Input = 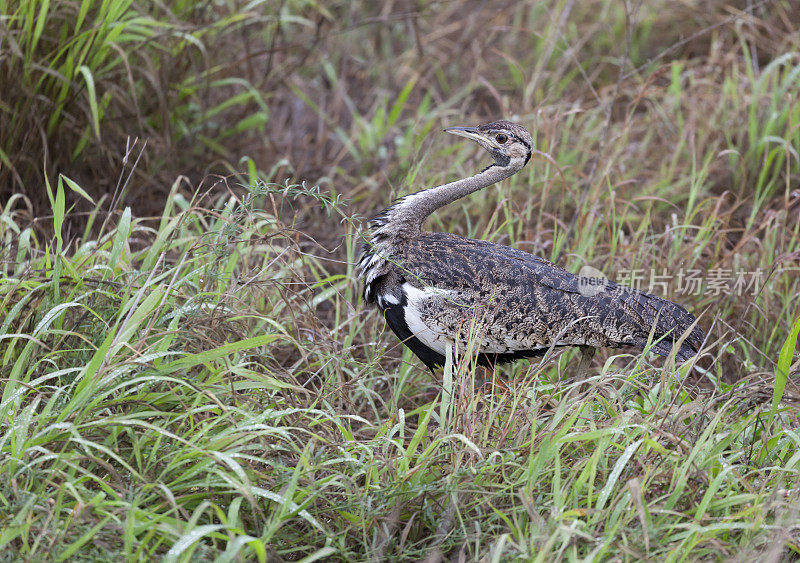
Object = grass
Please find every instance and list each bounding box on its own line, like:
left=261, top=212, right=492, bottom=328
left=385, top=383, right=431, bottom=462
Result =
left=0, top=0, right=279, bottom=215
left=1, top=0, right=800, bottom=561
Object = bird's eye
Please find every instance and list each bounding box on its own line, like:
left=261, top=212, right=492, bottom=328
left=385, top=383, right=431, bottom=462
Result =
left=495, top=133, right=508, bottom=144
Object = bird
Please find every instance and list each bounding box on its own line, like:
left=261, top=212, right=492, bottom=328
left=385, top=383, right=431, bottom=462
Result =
left=356, top=120, right=705, bottom=372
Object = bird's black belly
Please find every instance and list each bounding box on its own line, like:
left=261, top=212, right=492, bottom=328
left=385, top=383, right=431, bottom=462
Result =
left=381, top=296, right=446, bottom=372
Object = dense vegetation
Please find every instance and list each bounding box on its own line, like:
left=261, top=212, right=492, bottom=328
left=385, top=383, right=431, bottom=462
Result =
left=1, top=0, right=799, bottom=560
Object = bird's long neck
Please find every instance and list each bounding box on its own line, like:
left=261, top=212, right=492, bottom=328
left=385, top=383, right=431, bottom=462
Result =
left=375, top=163, right=517, bottom=238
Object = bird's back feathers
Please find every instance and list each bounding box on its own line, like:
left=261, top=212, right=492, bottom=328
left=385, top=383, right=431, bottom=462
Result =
left=370, top=232, right=703, bottom=367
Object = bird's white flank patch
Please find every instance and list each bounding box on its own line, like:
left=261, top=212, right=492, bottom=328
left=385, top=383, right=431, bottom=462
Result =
left=401, top=283, right=452, bottom=354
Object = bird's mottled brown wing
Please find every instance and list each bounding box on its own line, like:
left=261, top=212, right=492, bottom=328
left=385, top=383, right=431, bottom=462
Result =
left=396, top=232, right=704, bottom=361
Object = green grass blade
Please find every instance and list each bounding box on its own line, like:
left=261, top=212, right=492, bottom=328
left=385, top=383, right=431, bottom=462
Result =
left=771, top=315, right=800, bottom=422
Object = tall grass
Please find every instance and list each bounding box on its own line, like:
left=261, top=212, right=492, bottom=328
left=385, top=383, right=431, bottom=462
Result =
left=1, top=173, right=799, bottom=559
left=0, top=0, right=307, bottom=216
left=1, top=0, right=799, bottom=560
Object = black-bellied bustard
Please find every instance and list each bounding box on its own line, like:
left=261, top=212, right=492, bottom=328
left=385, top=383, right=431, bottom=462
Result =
left=357, top=120, right=704, bottom=371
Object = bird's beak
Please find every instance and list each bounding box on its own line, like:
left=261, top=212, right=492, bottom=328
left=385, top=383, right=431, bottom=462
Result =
left=444, top=126, right=494, bottom=150
left=443, top=126, right=483, bottom=142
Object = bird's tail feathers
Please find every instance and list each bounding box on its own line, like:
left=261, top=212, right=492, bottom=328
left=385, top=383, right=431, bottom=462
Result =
left=620, top=287, right=705, bottom=362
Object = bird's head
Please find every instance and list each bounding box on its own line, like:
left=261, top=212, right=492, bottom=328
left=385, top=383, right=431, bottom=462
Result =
left=444, top=120, right=533, bottom=170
